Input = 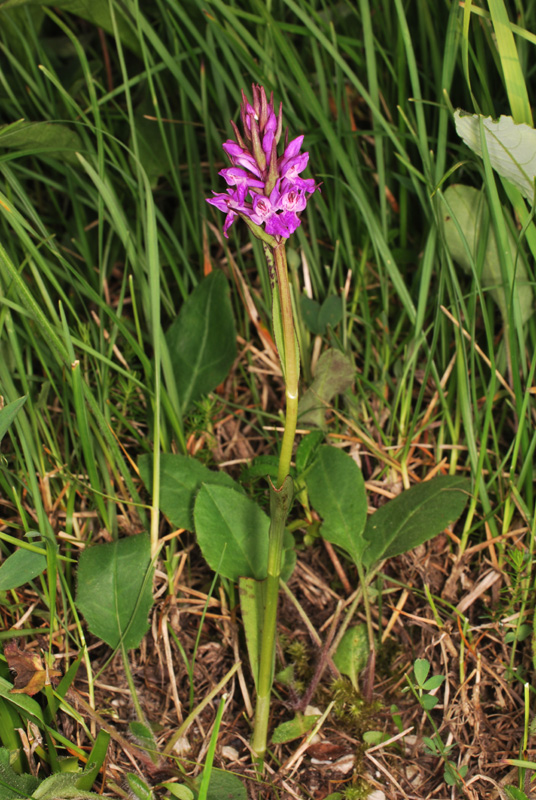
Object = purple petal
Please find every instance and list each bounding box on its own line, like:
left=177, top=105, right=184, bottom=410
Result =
left=283, top=135, right=304, bottom=159
left=206, top=191, right=234, bottom=212
left=252, top=193, right=274, bottom=221
left=280, top=151, right=309, bottom=182
left=222, top=140, right=244, bottom=158
left=262, top=129, right=275, bottom=159
left=280, top=188, right=307, bottom=213
left=219, top=166, right=249, bottom=184
left=223, top=211, right=237, bottom=237
left=265, top=210, right=301, bottom=238
left=265, top=110, right=277, bottom=133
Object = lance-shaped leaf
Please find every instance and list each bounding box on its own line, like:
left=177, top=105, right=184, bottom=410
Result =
left=166, top=271, right=237, bottom=414
left=305, top=445, right=368, bottom=565
left=194, top=485, right=269, bottom=581
left=76, top=534, right=154, bottom=650
left=138, top=452, right=242, bottom=531
left=363, top=476, right=471, bottom=568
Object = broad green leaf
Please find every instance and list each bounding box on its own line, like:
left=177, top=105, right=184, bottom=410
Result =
left=421, top=694, right=439, bottom=710
left=300, top=295, right=323, bottom=335
left=305, top=445, right=368, bottom=565
left=300, top=295, right=343, bottom=336
left=271, top=714, right=320, bottom=744
left=195, top=769, right=246, bottom=800
left=413, top=658, right=431, bottom=687
left=363, top=476, right=471, bottom=568
left=129, top=721, right=158, bottom=764
left=0, top=122, right=83, bottom=166
left=166, top=271, right=237, bottom=414
left=423, top=675, right=446, bottom=692
left=138, top=453, right=241, bottom=531
left=0, top=548, right=46, bottom=590
left=332, top=624, right=369, bottom=691
left=240, top=455, right=280, bottom=483
left=299, top=349, right=354, bottom=428
left=318, top=295, right=343, bottom=332
left=32, top=771, right=102, bottom=799
left=0, top=677, right=44, bottom=726
left=0, top=0, right=140, bottom=55
left=442, top=184, right=532, bottom=324
left=505, top=786, right=530, bottom=800
left=454, top=110, right=536, bottom=202
left=0, top=746, right=39, bottom=799
left=162, top=785, right=194, bottom=800
left=194, top=485, right=269, bottom=581
left=125, top=774, right=153, bottom=800
left=75, top=534, right=154, bottom=650
left=295, top=430, right=324, bottom=474
left=0, top=396, right=26, bottom=444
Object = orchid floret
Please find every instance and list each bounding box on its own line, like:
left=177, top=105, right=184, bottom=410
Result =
left=206, top=85, right=317, bottom=241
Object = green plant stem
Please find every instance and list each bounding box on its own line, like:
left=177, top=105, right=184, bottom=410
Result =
left=251, top=475, right=293, bottom=764
left=273, top=243, right=299, bottom=487
left=251, top=241, right=299, bottom=765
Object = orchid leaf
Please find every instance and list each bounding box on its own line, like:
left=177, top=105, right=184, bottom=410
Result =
left=363, top=476, right=471, bottom=568
left=305, top=445, right=368, bottom=565
left=75, top=534, right=154, bottom=650
left=166, top=271, right=237, bottom=414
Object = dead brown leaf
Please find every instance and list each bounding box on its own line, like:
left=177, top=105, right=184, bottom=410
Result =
left=4, top=641, right=61, bottom=696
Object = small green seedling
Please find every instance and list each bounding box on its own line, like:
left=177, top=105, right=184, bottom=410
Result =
left=407, top=659, right=468, bottom=789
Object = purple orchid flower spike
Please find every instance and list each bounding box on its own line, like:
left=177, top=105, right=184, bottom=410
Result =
left=206, top=85, right=318, bottom=240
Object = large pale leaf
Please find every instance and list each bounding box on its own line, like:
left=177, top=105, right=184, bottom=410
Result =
left=166, top=271, right=237, bottom=414
left=441, top=184, right=532, bottom=324
left=0, top=122, right=83, bottom=165
left=299, top=349, right=354, bottom=428
left=0, top=396, right=26, bottom=444
left=363, top=476, right=471, bottom=568
left=305, top=445, right=368, bottom=565
left=454, top=110, right=536, bottom=202
left=76, top=534, right=154, bottom=650
left=138, top=453, right=241, bottom=531
left=194, top=485, right=269, bottom=581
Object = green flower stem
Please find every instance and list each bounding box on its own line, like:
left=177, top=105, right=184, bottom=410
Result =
left=272, top=242, right=299, bottom=486
left=252, top=241, right=300, bottom=764
left=251, top=475, right=293, bottom=764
